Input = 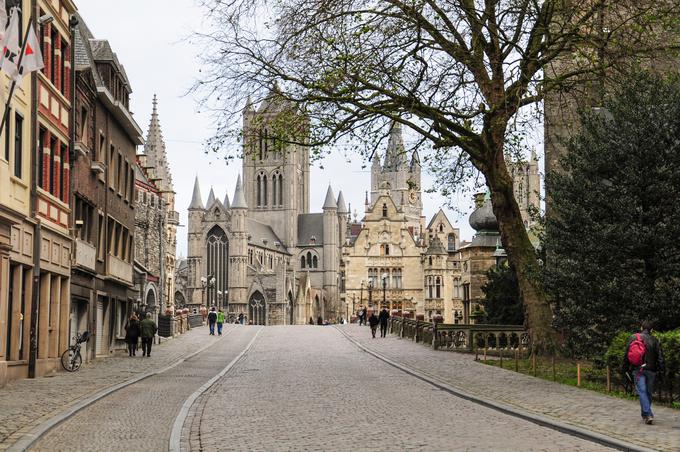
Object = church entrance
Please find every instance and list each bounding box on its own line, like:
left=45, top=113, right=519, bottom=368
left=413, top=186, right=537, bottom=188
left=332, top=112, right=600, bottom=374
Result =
left=249, top=291, right=266, bottom=325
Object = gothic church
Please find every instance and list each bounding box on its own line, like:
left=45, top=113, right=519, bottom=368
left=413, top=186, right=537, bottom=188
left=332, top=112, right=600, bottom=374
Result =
left=182, top=93, right=346, bottom=325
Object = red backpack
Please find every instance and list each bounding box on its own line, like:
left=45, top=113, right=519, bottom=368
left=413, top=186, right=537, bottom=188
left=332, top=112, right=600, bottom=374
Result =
left=627, top=333, right=647, bottom=367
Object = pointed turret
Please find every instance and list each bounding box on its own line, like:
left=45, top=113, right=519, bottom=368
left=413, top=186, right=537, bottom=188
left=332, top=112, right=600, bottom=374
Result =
left=223, top=191, right=231, bottom=209
left=232, top=174, right=248, bottom=209
left=144, top=95, right=173, bottom=191
left=384, top=121, right=407, bottom=170
left=245, top=95, right=255, bottom=113
left=206, top=187, right=216, bottom=207
left=188, top=176, right=204, bottom=210
left=336, top=191, right=348, bottom=214
left=410, top=149, right=421, bottom=169
left=323, top=185, right=337, bottom=210
left=371, top=150, right=381, bottom=169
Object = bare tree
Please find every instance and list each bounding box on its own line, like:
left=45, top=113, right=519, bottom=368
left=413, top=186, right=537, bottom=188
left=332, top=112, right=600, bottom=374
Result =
left=192, top=0, right=680, bottom=350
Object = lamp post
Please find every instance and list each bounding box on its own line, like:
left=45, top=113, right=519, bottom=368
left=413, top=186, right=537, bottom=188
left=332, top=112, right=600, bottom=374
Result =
left=352, top=294, right=356, bottom=322
left=368, top=280, right=374, bottom=311
left=359, top=280, right=365, bottom=312
left=381, top=272, right=388, bottom=311
left=200, top=275, right=215, bottom=308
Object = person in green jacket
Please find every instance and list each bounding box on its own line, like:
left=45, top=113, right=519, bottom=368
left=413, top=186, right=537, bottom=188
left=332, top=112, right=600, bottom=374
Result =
left=217, top=308, right=225, bottom=336
left=139, top=312, right=157, bottom=357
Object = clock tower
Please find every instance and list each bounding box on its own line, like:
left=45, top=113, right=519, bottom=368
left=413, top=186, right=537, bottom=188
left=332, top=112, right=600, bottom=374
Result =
left=370, top=122, right=423, bottom=235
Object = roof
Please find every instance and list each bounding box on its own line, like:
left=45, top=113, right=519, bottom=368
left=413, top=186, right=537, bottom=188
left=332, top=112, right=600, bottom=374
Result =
left=247, top=218, right=288, bottom=253
left=232, top=174, right=248, bottom=209
left=298, top=213, right=324, bottom=245
left=189, top=176, right=204, bottom=209
left=323, top=185, right=337, bottom=209
left=426, top=236, right=448, bottom=255
left=206, top=187, right=216, bottom=207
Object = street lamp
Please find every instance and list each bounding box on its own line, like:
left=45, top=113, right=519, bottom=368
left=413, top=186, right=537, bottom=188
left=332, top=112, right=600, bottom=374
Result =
left=381, top=272, right=388, bottom=311
left=359, top=280, right=365, bottom=311
left=368, top=279, right=374, bottom=311
left=200, top=275, right=215, bottom=307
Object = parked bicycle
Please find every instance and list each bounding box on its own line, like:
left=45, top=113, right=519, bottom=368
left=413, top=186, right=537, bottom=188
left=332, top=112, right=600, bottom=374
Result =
left=60, top=331, right=90, bottom=372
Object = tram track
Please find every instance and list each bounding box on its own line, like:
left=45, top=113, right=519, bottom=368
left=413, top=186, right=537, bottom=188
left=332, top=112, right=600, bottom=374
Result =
left=334, top=326, right=653, bottom=452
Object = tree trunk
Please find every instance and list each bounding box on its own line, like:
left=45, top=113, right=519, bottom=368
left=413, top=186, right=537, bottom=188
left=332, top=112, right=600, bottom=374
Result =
left=484, top=139, right=558, bottom=353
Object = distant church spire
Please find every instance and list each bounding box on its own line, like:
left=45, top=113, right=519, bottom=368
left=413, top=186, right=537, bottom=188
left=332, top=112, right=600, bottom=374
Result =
left=223, top=191, right=231, bottom=209
left=323, top=185, right=337, bottom=210
left=206, top=187, right=216, bottom=207
left=189, top=175, right=203, bottom=210
left=232, top=174, right=248, bottom=209
left=144, top=95, right=173, bottom=191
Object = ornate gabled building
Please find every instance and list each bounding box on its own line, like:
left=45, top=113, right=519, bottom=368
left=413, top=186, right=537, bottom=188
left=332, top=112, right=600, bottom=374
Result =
left=178, top=90, right=344, bottom=325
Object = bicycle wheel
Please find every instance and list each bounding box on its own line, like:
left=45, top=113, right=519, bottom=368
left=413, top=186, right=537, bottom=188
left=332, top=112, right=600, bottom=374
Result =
left=60, top=348, right=81, bottom=372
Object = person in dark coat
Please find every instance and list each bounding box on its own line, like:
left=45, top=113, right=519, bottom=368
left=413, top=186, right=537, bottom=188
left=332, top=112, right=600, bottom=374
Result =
left=368, top=313, right=379, bottom=338
left=622, top=320, right=665, bottom=424
left=317, top=316, right=323, bottom=325
left=378, top=308, right=390, bottom=338
left=139, top=313, right=157, bottom=357
left=207, top=307, right=218, bottom=335
left=361, top=307, right=368, bottom=326
left=124, top=315, right=140, bottom=357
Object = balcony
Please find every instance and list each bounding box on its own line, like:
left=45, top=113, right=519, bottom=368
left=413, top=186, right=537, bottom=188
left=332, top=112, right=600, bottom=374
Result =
left=74, top=239, right=96, bottom=271
left=167, top=210, right=180, bottom=226
left=107, top=254, right=133, bottom=284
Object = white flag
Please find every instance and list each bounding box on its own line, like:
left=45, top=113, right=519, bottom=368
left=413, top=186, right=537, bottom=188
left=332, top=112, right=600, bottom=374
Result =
left=0, top=8, right=20, bottom=80
left=17, top=23, right=43, bottom=83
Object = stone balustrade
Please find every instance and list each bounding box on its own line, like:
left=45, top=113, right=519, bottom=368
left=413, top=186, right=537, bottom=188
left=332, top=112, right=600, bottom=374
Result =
left=389, top=317, right=530, bottom=353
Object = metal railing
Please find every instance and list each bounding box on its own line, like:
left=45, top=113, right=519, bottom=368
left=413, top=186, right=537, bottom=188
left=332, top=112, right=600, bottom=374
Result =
left=389, top=317, right=530, bottom=353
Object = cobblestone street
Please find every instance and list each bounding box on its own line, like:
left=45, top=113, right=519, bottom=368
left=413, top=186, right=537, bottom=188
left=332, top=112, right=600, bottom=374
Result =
left=184, top=326, right=613, bottom=452
left=0, top=324, right=674, bottom=451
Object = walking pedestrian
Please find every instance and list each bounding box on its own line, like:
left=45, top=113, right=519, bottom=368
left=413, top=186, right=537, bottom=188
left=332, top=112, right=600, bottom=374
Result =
left=208, top=307, right=218, bottom=335
left=368, top=312, right=379, bottom=338
left=378, top=307, right=390, bottom=338
left=622, top=320, right=665, bottom=425
left=238, top=313, right=244, bottom=325
left=124, top=314, right=140, bottom=357
left=217, top=308, right=225, bottom=336
left=361, top=307, right=368, bottom=326
left=358, top=307, right=364, bottom=326
left=140, top=313, right=157, bottom=357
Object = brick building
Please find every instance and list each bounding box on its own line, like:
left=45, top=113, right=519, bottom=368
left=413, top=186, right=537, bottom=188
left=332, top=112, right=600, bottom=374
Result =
left=71, top=15, right=143, bottom=358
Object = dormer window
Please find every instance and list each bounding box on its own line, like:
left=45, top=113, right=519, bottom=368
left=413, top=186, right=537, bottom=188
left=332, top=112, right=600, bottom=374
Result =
left=382, top=203, right=388, bottom=217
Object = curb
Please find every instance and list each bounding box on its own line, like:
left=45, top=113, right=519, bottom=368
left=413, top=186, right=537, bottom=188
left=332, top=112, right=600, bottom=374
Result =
left=8, top=327, right=234, bottom=452
left=335, top=326, right=656, bottom=452
left=169, top=327, right=262, bottom=452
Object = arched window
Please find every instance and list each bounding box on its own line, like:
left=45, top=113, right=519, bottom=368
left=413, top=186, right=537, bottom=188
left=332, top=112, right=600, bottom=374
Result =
left=448, top=233, right=456, bottom=251
left=264, top=128, right=269, bottom=158
left=312, top=255, right=318, bottom=268
left=428, top=256, right=433, bottom=266
left=301, top=256, right=306, bottom=269
left=439, top=224, right=444, bottom=232
left=262, top=174, right=268, bottom=207
left=256, top=174, right=262, bottom=207
left=206, top=226, right=229, bottom=308
left=306, top=252, right=312, bottom=268
left=278, top=174, right=283, bottom=206
left=272, top=173, right=278, bottom=209
left=258, top=131, right=264, bottom=160
left=427, top=276, right=433, bottom=298
left=435, top=276, right=442, bottom=298
left=382, top=203, right=388, bottom=217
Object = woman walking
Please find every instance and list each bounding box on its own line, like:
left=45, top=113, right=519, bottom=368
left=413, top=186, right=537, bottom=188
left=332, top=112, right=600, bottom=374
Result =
left=125, top=314, right=141, bottom=357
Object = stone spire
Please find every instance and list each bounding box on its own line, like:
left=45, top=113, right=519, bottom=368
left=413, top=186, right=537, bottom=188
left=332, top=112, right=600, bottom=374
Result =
left=206, top=187, right=216, bottom=207
left=384, top=121, right=407, bottom=170
left=323, top=185, right=337, bottom=210
left=144, top=95, right=173, bottom=191
left=223, top=191, right=231, bottom=209
left=336, top=191, right=348, bottom=214
left=232, top=174, right=248, bottom=209
left=189, top=175, right=204, bottom=210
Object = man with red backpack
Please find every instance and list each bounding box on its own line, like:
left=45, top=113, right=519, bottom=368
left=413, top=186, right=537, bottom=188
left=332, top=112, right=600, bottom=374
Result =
left=622, top=321, right=665, bottom=425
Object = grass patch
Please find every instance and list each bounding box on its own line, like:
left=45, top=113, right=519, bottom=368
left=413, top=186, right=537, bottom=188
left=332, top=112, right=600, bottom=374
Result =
left=479, top=355, right=678, bottom=408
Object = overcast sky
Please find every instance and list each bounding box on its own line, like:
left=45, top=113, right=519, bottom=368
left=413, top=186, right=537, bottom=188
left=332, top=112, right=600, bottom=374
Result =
left=77, top=1, right=542, bottom=257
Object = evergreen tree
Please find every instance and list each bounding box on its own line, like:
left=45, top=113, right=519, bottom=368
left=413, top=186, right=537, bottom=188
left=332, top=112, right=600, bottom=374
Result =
left=481, top=263, right=524, bottom=326
left=545, top=72, right=680, bottom=357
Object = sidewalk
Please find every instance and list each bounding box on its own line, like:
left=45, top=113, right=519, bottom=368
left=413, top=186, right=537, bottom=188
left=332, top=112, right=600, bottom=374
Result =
left=0, top=325, right=226, bottom=450
left=340, top=324, right=680, bottom=451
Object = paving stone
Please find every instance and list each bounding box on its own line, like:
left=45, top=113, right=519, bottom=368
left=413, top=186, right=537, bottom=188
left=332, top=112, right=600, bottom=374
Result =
left=186, top=326, right=613, bottom=452
left=341, top=324, right=680, bottom=451
left=0, top=325, right=231, bottom=450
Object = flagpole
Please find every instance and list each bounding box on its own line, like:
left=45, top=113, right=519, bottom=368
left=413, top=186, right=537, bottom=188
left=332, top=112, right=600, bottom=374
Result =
left=0, top=22, right=34, bottom=138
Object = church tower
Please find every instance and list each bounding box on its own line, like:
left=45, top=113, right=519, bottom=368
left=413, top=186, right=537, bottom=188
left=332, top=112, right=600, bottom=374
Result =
left=322, top=185, right=339, bottom=319
left=370, top=122, right=423, bottom=234
left=242, top=89, right=310, bottom=249
left=187, top=176, right=204, bottom=305
left=229, top=174, right=249, bottom=309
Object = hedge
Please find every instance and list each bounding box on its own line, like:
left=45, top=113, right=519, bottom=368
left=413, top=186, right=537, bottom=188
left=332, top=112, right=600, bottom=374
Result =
left=605, top=330, right=680, bottom=405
